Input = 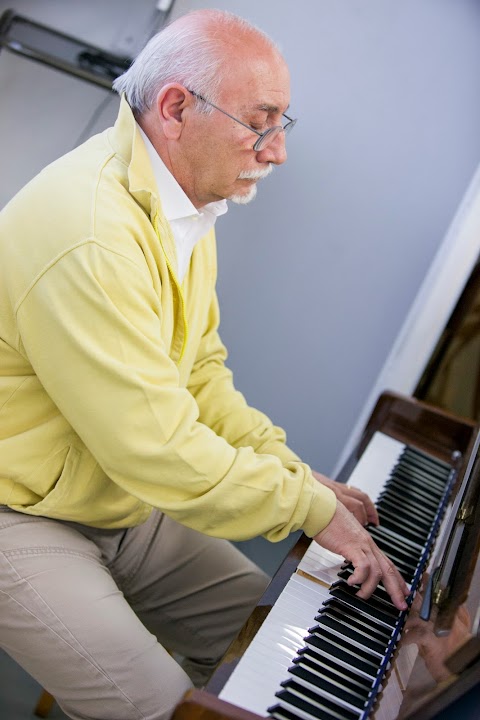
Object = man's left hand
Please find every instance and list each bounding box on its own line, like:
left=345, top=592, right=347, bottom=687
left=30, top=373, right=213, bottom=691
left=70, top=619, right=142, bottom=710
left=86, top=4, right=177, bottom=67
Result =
left=312, top=471, right=379, bottom=527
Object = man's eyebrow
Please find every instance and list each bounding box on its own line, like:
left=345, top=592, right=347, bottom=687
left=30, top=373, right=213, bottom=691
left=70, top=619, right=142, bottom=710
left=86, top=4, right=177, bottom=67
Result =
left=254, top=102, right=290, bottom=114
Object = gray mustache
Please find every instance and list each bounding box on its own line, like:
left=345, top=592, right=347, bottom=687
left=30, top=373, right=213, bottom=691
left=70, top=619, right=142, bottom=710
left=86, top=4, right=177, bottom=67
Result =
left=237, top=164, right=273, bottom=181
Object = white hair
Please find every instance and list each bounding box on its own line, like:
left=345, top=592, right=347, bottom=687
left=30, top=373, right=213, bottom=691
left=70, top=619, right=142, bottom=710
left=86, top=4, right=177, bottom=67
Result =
left=112, top=9, right=279, bottom=115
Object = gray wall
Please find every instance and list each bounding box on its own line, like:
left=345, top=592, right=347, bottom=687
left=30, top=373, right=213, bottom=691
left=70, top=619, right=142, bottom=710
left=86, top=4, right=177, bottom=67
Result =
left=1, top=0, right=480, bottom=491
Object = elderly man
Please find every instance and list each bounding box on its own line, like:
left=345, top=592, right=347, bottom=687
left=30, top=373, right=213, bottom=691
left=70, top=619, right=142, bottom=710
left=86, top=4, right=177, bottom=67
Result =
left=0, top=8, right=408, bottom=720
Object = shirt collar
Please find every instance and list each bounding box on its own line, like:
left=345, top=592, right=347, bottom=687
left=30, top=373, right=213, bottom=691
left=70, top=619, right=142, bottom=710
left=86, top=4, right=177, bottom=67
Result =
left=137, top=125, right=228, bottom=222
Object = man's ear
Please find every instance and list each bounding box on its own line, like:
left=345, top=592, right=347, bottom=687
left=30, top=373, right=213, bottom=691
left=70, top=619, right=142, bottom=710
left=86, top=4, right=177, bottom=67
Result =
left=155, top=84, right=190, bottom=140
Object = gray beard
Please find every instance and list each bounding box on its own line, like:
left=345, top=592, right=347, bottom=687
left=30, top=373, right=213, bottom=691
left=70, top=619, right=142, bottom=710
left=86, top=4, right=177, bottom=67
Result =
left=229, top=184, right=258, bottom=205
left=229, top=164, right=273, bottom=204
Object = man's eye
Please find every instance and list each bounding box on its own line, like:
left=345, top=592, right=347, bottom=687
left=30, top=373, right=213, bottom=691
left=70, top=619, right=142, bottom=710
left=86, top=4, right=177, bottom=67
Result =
left=250, top=123, right=266, bottom=132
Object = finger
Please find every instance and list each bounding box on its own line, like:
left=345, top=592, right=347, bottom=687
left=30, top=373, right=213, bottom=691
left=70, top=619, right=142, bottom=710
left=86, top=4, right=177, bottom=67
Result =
left=364, top=497, right=379, bottom=526
left=342, top=497, right=368, bottom=526
left=350, top=557, right=383, bottom=600
left=373, top=552, right=409, bottom=610
left=344, top=546, right=386, bottom=600
left=375, top=548, right=410, bottom=594
left=350, top=541, right=409, bottom=609
left=345, top=551, right=372, bottom=587
left=347, top=486, right=379, bottom=525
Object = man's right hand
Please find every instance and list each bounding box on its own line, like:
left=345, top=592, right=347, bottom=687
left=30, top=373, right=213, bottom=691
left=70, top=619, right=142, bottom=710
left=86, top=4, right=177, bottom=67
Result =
left=313, top=501, right=410, bottom=611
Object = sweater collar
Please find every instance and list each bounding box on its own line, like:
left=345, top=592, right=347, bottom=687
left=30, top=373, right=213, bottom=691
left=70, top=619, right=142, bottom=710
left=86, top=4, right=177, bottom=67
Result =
left=108, top=95, right=160, bottom=221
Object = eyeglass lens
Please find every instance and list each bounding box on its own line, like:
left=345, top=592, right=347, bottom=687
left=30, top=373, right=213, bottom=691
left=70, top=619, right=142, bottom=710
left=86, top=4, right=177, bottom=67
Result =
left=253, top=120, right=295, bottom=152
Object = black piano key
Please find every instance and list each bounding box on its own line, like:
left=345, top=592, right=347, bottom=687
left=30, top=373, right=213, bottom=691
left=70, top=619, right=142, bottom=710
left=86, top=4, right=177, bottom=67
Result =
left=293, top=652, right=374, bottom=696
left=292, top=646, right=375, bottom=692
left=376, top=496, right=435, bottom=530
left=357, top=533, right=418, bottom=576
left=307, top=625, right=382, bottom=664
left=286, top=665, right=368, bottom=710
left=391, top=467, right=445, bottom=489
left=392, top=467, right=445, bottom=502
left=376, top=508, right=429, bottom=545
left=383, top=475, right=441, bottom=507
left=269, top=705, right=302, bottom=720
left=275, top=682, right=360, bottom=720
left=269, top=698, right=348, bottom=720
left=269, top=705, right=318, bottom=720
left=404, top=445, right=450, bottom=464
left=366, top=550, right=417, bottom=581
left=380, top=490, right=438, bottom=518
left=374, top=515, right=426, bottom=547
left=331, top=581, right=399, bottom=617
left=334, top=572, right=403, bottom=613
left=329, top=584, right=400, bottom=627
left=377, top=510, right=433, bottom=538
left=330, top=578, right=394, bottom=609
left=381, top=483, right=439, bottom=509
left=400, top=443, right=446, bottom=462
left=365, top=522, right=424, bottom=554
left=310, top=614, right=387, bottom=656
left=322, top=598, right=393, bottom=640
left=366, top=525, right=423, bottom=559
left=402, top=450, right=451, bottom=480
left=374, top=520, right=428, bottom=553
left=371, top=580, right=408, bottom=607
left=304, top=633, right=379, bottom=678
left=316, top=606, right=391, bottom=650
left=338, top=562, right=409, bottom=601
left=386, top=452, right=447, bottom=479
left=397, top=451, right=450, bottom=482
left=394, top=456, right=447, bottom=482
left=380, top=485, right=440, bottom=516
left=316, top=600, right=393, bottom=644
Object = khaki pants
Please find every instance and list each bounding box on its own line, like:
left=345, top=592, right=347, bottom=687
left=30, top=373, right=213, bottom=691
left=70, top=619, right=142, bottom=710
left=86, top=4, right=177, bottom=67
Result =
left=0, top=507, right=269, bottom=720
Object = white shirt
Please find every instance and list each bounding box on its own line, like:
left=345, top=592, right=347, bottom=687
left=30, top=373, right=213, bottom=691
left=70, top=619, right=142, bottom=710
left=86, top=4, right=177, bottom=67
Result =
left=138, top=126, right=228, bottom=282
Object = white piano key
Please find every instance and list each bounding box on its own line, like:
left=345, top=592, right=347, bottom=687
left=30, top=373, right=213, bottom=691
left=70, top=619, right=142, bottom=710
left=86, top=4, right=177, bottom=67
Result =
left=219, top=573, right=328, bottom=716
left=343, top=432, right=405, bottom=502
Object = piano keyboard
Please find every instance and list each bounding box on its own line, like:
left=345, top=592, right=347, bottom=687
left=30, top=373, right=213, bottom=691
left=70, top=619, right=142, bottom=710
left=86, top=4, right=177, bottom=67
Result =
left=219, top=432, right=457, bottom=720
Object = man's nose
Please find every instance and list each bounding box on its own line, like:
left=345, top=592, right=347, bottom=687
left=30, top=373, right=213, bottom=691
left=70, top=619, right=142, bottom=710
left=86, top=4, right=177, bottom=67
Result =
left=256, top=131, right=288, bottom=165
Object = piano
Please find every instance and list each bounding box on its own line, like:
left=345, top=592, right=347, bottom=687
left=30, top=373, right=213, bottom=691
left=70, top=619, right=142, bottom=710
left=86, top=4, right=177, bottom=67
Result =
left=172, top=391, right=480, bottom=720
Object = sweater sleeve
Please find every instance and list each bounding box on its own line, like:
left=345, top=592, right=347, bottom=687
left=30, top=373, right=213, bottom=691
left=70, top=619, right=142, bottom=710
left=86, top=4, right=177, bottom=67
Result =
left=16, top=242, right=336, bottom=541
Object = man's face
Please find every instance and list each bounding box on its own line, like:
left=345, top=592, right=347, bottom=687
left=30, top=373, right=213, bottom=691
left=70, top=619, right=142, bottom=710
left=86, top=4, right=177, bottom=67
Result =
left=178, top=49, right=291, bottom=208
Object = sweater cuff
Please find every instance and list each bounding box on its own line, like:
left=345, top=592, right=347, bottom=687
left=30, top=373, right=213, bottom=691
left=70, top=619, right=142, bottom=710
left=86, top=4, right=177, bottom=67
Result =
left=302, top=481, right=337, bottom=538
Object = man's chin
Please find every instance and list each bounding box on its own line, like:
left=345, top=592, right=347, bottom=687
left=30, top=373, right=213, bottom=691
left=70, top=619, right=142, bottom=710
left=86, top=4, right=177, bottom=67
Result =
left=229, top=184, right=258, bottom=205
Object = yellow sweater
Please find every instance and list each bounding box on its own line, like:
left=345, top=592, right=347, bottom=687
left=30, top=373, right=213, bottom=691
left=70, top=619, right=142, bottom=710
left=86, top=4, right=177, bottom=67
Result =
left=0, top=97, right=336, bottom=541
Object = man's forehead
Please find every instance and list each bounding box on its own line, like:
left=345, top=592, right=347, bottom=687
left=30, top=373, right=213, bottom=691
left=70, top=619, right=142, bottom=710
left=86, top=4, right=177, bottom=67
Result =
left=222, top=51, right=290, bottom=113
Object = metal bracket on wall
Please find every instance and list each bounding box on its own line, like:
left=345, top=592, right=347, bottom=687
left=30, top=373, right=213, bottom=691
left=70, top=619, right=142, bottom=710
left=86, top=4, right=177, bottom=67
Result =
left=0, top=9, right=133, bottom=90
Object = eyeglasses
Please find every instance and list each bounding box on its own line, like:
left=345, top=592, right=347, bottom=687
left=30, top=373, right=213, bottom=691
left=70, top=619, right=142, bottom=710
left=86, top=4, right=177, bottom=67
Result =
left=188, top=89, right=297, bottom=152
